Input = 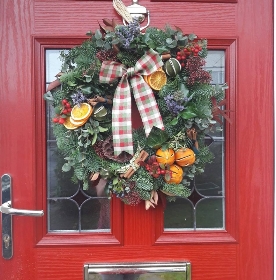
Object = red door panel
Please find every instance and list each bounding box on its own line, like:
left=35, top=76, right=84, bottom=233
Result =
left=0, top=0, right=273, bottom=279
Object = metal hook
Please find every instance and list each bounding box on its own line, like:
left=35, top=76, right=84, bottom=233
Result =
left=123, top=0, right=150, bottom=31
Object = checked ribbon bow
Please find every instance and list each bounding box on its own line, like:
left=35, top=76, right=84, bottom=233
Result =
left=99, top=49, right=164, bottom=156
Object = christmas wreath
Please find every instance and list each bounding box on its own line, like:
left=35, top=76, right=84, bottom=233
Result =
left=44, top=17, right=229, bottom=210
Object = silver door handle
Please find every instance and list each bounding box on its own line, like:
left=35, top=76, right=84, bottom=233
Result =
left=0, top=201, right=44, bottom=217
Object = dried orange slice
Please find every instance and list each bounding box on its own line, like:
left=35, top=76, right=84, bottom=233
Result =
left=148, top=70, right=167, bottom=91
left=63, top=117, right=79, bottom=130
left=69, top=116, right=89, bottom=127
left=71, top=103, right=93, bottom=121
left=143, top=75, right=149, bottom=84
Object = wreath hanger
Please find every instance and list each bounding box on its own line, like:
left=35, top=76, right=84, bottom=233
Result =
left=113, top=0, right=150, bottom=31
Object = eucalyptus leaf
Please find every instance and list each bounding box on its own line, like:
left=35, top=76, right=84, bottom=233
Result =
left=67, top=81, right=77, bottom=87
left=104, top=42, right=112, bottom=50
left=98, top=126, right=108, bottom=132
left=188, top=33, right=197, bottom=40
left=146, top=126, right=169, bottom=149
left=156, top=46, right=169, bottom=54
left=166, top=38, right=173, bottom=44
left=180, top=83, right=189, bottom=97
left=94, top=30, right=102, bottom=40
left=112, top=38, right=120, bottom=45
left=43, top=91, right=54, bottom=101
left=92, top=133, right=97, bottom=145
left=85, top=76, right=92, bottom=82
left=96, top=39, right=104, bottom=47
left=62, top=163, right=71, bottom=172
left=78, top=153, right=86, bottom=162
left=84, top=123, right=92, bottom=130
left=176, top=32, right=183, bottom=40
left=168, top=41, right=177, bottom=48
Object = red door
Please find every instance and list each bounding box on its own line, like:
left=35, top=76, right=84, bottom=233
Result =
left=0, top=0, right=273, bottom=279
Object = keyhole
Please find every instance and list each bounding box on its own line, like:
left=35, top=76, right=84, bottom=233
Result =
left=3, top=234, right=10, bottom=249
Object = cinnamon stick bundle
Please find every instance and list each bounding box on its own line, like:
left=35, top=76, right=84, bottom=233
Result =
left=122, top=150, right=149, bottom=179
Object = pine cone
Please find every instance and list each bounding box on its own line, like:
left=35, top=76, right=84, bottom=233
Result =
left=93, top=141, right=107, bottom=159
left=102, top=136, right=132, bottom=163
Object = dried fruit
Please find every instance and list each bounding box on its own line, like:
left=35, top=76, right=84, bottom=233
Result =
left=155, top=148, right=175, bottom=166
left=147, top=69, right=167, bottom=91
left=63, top=117, right=79, bottom=130
left=71, top=103, right=93, bottom=121
left=164, top=164, right=184, bottom=184
left=175, top=148, right=196, bottom=167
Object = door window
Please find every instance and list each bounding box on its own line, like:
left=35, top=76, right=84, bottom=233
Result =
left=46, top=50, right=111, bottom=232
left=164, top=50, right=226, bottom=230
left=46, top=49, right=226, bottom=233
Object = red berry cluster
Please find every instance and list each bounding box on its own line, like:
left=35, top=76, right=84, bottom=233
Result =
left=144, top=162, right=167, bottom=178
left=176, top=43, right=203, bottom=67
left=52, top=99, right=72, bottom=124
left=140, top=156, right=172, bottom=179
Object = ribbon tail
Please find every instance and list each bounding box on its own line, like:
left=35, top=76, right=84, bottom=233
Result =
left=112, top=77, right=134, bottom=156
left=131, top=76, right=164, bottom=136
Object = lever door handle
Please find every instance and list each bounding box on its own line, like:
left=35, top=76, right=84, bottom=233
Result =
left=1, top=174, right=44, bottom=259
left=0, top=201, right=44, bottom=217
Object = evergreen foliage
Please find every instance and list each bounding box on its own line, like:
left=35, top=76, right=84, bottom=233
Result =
left=44, top=20, right=229, bottom=206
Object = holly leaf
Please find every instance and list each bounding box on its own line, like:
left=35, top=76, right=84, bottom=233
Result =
left=170, top=117, right=179, bottom=126
left=180, top=108, right=197, bottom=119
left=146, top=126, right=169, bottom=149
left=54, top=106, right=61, bottom=114
left=81, top=86, right=92, bottom=95
left=161, top=143, right=169, bottom=151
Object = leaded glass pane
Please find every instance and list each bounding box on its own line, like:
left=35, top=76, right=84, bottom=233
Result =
left=164, top=50, right=226, bottom=230
left=46, top=50, right=111, bottom=233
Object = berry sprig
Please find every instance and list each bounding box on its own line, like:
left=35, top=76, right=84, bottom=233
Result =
left=52, top=99, right=72, bottom=124
left=140, top=156, right=172, bottom=179
left=176, top=43, right=203, bottom=67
